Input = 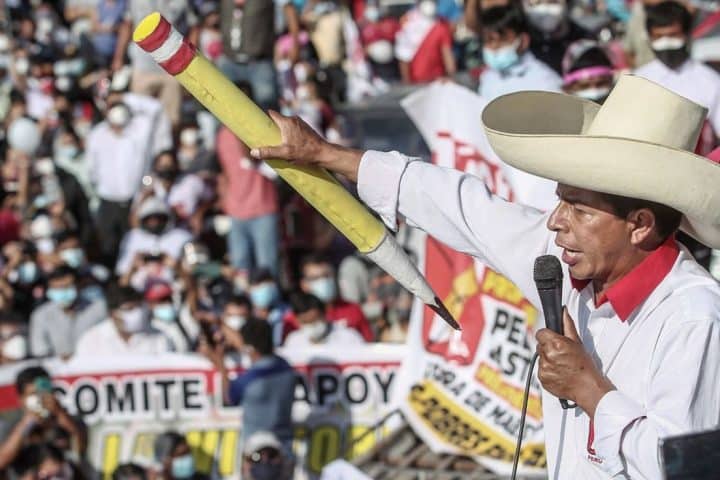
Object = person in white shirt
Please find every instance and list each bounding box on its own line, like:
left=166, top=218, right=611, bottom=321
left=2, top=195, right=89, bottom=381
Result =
left=634, top=1, right=720, bottom=140
left=87, top=100, right=155, bottom=267
left=75, top=285, right=174, bottom=356
left=478, top=5, right=561, bottom=211
left=115, top=196, right=192, bottom=277
left=250, top=75, right=720, bottom=479
left=284, top=292, right=364, bottom=349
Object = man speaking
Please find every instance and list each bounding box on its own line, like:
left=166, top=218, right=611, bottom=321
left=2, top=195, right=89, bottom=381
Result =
left=250, top=75, right=720, bottom=479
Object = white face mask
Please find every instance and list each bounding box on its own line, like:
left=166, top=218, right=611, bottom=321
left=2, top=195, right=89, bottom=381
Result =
left=418, top=0, right=437, bottom=18
left=2, top=335, right=28, bottom=360
left=302, top=320, right=328, bottom=342
left=107, top=104, right=131, bottom=128
left=525, top=2, right=566, bottom=32
left=14, top=57, right=29, bottom=76
left=119, top=307, right=146, bottom=333
left=294, top=63, right=310, bottom=83
left=180, top=129, right=199, bottom=147
left=574, top=86, right=611, bottom=101
left=24, top=393, right=50, bottom=418
left=650, top=36, right=686, bottom=51
left=224, top=314, right=246, bottom=331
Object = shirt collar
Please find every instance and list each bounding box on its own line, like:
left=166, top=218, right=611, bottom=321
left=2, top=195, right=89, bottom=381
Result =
left=570, top=236, right=679, bottom=321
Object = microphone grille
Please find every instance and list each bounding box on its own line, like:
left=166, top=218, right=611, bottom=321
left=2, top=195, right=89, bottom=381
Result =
left=533, top=255, right=563, bottom=289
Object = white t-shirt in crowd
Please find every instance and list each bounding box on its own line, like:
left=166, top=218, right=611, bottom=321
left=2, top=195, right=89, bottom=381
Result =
left=75, top=320, right=174, bottom=356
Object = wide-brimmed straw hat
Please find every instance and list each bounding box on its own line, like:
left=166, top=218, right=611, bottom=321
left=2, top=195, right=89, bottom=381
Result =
left=482, top=74, right=720, bottom=248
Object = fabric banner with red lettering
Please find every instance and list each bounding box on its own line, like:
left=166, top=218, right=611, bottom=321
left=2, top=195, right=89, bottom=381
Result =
left=0, top=345, right=404, bottom=479
left=391, top=82, right=546, bottom=476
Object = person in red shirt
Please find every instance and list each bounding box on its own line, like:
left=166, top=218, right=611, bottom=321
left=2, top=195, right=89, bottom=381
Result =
left=284, top=253, right=373, bottom=342
left=217, top=82, right=280, bottom=277
left=395, top=0, right=456, bottom=84
left=360, top=2, right=402, bottom=81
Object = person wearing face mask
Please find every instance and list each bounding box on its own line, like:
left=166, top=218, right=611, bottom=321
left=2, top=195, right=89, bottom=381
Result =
left=247, top=269, right=291, bottom=346
left=561, top=40, right=616, bottom=104
left=202, top=318, right=296, bottom=458
left=522, top=0, right=585, bottom=74
left=395, top=0, right=457, bottom=84
left=115, top=197, right=192, bottom=277
left=285, top=292, right=364, bottom=348
left=478, top=5, right=562, bottom=101
left=241, top=431, right=293, bottom=480
left=222, top=294, right=252, bottom=333
left=635, top=1, right=720, bottom=141
left=87, top=99, right=156, bottom=268
left=75, top=285, right=174, bottom=356
left=0, top=367, right=87, bottom=471
left=28, top=266, right=107, bottom=359
left=0, top=311, right=29, bottom=365
left=176, top=122, right=216, bottom=174
left=52, top=128, right=99, bottom=214
left=359, top=1, right=401, bottom=82
left=290, top=254, right=373, bottom=341
left=153, top=432, right=208, bottom=480
left=145, top=280, right=192, bottom=353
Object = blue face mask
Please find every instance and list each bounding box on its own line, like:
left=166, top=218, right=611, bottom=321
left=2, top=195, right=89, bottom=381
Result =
left=171, top=454, right=195, bottom=479
left=17, top=262, right=38, bottom=284
left=47, top=286, right=78, bottom=308
left=483, top=40, right=521, bottom=72
left=60, top=248, right=84, bottom=268
left=250, top=283, right=279, bottom=309
left=308, top=277, right=337, bottom=303
left=81, top=285, right=105, bottom=303
left=153, top=303, right=177, bottom=323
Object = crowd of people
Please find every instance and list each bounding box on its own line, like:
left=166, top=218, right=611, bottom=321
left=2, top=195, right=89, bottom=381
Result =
left=0, top=0, right=718, bottom=478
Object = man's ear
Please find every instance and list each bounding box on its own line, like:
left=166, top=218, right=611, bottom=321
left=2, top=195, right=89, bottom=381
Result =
left=628, top=208, right=657, bottom=247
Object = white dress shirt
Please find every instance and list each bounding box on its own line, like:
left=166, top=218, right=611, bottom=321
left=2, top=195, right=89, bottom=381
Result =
left=87, top=117, right=154, bottom=202
left=75, top=320, right=174, bottom=356
left=357, top=150, right=720, bottom=479
left=635, top=59, right=720, bottom=135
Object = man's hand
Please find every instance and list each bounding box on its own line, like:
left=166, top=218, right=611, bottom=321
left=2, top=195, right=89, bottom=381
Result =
left=536, top=310, right=615, bottom=417
left=250, top=111, right=364, bottom=182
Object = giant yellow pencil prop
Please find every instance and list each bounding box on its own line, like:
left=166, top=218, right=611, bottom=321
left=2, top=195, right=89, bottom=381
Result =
left=134, top=13, right=458, bottom=329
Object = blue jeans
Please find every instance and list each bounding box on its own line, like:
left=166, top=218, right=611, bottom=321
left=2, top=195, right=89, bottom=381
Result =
left=217, top=57, right=278, bottom=110
left=228, top=214, right=279, bottom=276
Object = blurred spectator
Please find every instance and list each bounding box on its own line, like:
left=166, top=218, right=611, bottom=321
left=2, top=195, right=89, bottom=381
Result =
left=285, top=292, right=365, bottom=347
left=0, top=367, right=87, bottom=470
left=561, top=40, right=616, bottom=103
left=247, top=269, right=290, bottom=346
left=87, top=100, right=155, bottom=267
left=395, top=0, right=456, bottom=84
left=53, top=230, right=109, bottom=303
left=217, top=101, right=279, bottom=276
left=75, top=284, right=174, bottom=355
left=153, top=431, right=207, bottom=480
left=478, top=4, right=562, bottom=101
left=115, top=197, right=192, bottom=278
left=91, top=0, right=129, bottom=68
left=114, top=1, right=196, bottom=125
left=241, top=431, right=293, bottom=480
left=359, top=1, right=401, bottom=82
left=2, top=241, right=43, bottom=318
left=624, top=0, right=663, bottom=69
left=202, top=318, right=296, bottom=456
left=222, top=294, right=252, bottom=332
left=219, top=0, right=300, bottom=110
left=196, top=2, right=223, bottom=63
left=145, top=280, right=191, bottom=353
left=0, top=311, right=29, bottom=365
left=635, top=1, right=720, bottom=140
left=135, top=151, right=206, bottom=232
left=9, top=443, right=82, bottom=480
left=52, top=127, right=99, bottom=214
left=176, top=122, right=216, bottom=175
left=522, top=0, right=585, bottom=74
left=297, top=254, right=372, bottom=341
left=29, top=265, right=107, bottom=359
left=113, top=463, right=148, bottom=480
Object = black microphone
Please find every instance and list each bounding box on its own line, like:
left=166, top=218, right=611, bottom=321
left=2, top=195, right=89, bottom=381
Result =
left=533, top=255, right=575, bottom=409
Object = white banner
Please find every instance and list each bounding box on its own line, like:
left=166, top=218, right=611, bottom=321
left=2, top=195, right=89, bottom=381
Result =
left=0, top=344, right=405, bottom=479
left=391, top=82, right=546, bottom=476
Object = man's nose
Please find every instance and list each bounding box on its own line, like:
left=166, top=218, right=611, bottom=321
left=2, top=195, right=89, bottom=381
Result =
left=547, top=202, right=567, bottom=233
